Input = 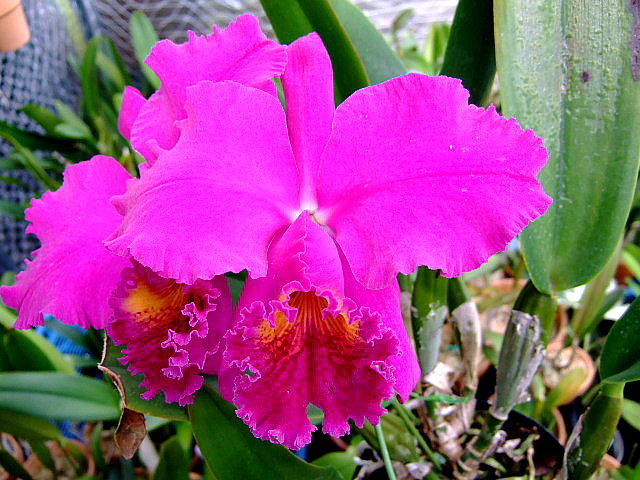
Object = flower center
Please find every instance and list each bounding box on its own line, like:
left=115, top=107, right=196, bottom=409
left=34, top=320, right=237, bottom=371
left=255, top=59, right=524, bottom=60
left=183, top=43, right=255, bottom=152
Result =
left=258, top=291, right=360, bottom=352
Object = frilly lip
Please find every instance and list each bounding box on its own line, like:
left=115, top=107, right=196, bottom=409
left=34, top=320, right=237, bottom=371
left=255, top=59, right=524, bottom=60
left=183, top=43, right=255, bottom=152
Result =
left=107, top=262, right=231, bottom=406
left=220, top=281, right=400, bottom=449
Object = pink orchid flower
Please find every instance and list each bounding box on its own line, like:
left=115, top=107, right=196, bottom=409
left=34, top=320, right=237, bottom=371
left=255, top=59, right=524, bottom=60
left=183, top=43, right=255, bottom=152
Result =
left=0, top=16, right=287, bottom=406
left=105, top=32, right=552, bottom=447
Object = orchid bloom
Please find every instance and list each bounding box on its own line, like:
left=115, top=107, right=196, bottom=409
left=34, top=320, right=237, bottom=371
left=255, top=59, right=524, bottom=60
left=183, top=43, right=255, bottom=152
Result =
left=105, top=32, right=552, bottom=448
left=0, top=16, right=287, bottom=406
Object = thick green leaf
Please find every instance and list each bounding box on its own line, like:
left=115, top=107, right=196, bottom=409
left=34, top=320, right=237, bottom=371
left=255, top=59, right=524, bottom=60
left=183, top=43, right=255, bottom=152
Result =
left=1, top=327, right=75, bottom=373
left=130, top=11, right=161, bottom=90
left=329, top=0, right=406, bottom=84
left=261, top=0, right=370, bottom=101
left=601, top=296, right=640, bottom=383
left=152, top=436, right=190, bottom=480
left=496, top=0, right=640, bottom=293
left=440, top=0, right=495, bottom=105
left=623, top=399, right=640, bottom=432
left=99, top=339, right=188, bottom=421
left=0, top=409, right=62, bottom=441
left=190, top=387, right=342, bottom=480
left=0, top=372, right=120, bottom=421
left=564, top=385, right=624, bottom=480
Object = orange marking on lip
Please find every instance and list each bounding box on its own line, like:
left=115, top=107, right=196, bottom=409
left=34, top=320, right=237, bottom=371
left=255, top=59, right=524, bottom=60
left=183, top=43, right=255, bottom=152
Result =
left=258, top=291, right=360, bottom=352
left=123, top=273, right=192, bottom=333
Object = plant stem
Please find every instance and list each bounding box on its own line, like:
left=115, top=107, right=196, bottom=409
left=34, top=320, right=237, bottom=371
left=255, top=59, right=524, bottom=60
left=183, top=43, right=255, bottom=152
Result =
left=375, top=422, right=397, bottom=480
left=391, top=397, right=442, bottom=469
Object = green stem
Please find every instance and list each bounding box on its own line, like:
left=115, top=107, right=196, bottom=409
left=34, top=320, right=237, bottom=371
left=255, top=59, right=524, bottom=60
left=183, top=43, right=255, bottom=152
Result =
left=391, top=397, right=442, bottom=469
left=375, top=422, right=397, bottom=480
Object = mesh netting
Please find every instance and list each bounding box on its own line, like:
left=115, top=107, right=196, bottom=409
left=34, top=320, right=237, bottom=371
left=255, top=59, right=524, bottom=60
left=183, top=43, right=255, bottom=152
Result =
left=0, top=0, right=98, bottom=271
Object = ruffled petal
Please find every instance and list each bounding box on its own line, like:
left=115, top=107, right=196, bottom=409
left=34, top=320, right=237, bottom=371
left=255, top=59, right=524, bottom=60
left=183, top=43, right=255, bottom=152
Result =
left=220, top=213, right=404, bottom=449
left=106, top=81, right=300, bottom=284
left=341, top=257, right=421, bottom=400
left=118, top=86, right=147, bottom=140
left=108, top=262, right=232, bottom=406
left=0, top=156, right=132, bottom=329
left=315, top=74, right=552, bottom=288
left=282, top=33, right=334, bottom=208
left=129, top=14, right=287, bottom=161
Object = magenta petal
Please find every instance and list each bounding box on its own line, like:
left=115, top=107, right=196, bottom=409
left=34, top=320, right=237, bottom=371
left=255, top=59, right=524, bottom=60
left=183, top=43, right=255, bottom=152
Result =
left=118, top=86, right=146, bottom=140
left=108, top=262, right=232, bottom=405
left=129, top=14, right=286, bottom=161
left=106, top=81, right=299, bottom=284
left=341, top=258, right=421, bottom=400
left=282, top=34, right=334, bottom=208
left=316, top=74, right=552, bottom=288
left=220, top=214, right=402, bottom=449
left=0, top=156, right=132, bottom=329
left=129, top=90, right=177, bottom=162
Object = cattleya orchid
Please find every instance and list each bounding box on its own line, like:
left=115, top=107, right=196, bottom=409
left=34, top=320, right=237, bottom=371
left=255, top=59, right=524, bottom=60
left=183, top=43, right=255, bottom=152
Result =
left=104, top=31, right=551, bottom=447
left=0, top=14, right=552, bottom=449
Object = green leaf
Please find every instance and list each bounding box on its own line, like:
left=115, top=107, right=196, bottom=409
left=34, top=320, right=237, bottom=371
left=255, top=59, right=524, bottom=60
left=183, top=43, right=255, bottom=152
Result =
left=313, top=451, right=357, bottom=480
left=21, top=105, right=63, bottom=135
left=152, top=436, right=190, bottom=480
left=0, top=409, right=62, bottom=441
left=99, top=339, right=188, bottom=421
left=440, top=0, right=495, bottom=105
left=329, top=0, right=406, bottom=84
left=189, top=387, right=342, bottom=480
left=130, top=11, right=161, bottom=90
left=54, top=101, right=92, bottom=139
left=261, top=0, right=369, bottom=101
left=601, top=296, right=640, bottom=383
left=411, top=267, right=448, bottom=375
left=0, top=119, right=71, bottom=154
left=30, top=440, right=57, bottom=473
left=564, top=385, right=624, bottom=480
left=496, top=0, right=640, bottom=293
left=1, top=327, right=75, bottom=373
left=623, top=398, right=640, bottom=432
left=0, top=372, right=120, bottom=421
left=80, top=36, right=101, bottom=121
left=0, top=200, right=25, bottom=221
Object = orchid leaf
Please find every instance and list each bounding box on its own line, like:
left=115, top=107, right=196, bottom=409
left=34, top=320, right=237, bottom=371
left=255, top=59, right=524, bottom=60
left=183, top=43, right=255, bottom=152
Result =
left=99, top=338, right=188, bottom=421
left=80, top=36, right=101, bottom=121
left=496, top=0, right=640, bottom=293
left=152, top=436, right=190, bottom=480
left=329, top=0, right=406, bottom=84
left=623, top=399, right=640, bottom=432
left=21, top=104, right=63, bottom=136
left=190, top=387, right=343, bottom=480
left=0, top=372, right=120, bottom=421
left=130, top=11, right=161, bottom=91
left=440, top=0, right=495, bottom=105
left=1, top=326, right=75, bottom=373
left=261, top=0, right=404, bottom=101
left=261, top=0, right=367, bottom=101
left=0, top=409, right=62, bottom=441
left=601, top=297, right=640, bottom=383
